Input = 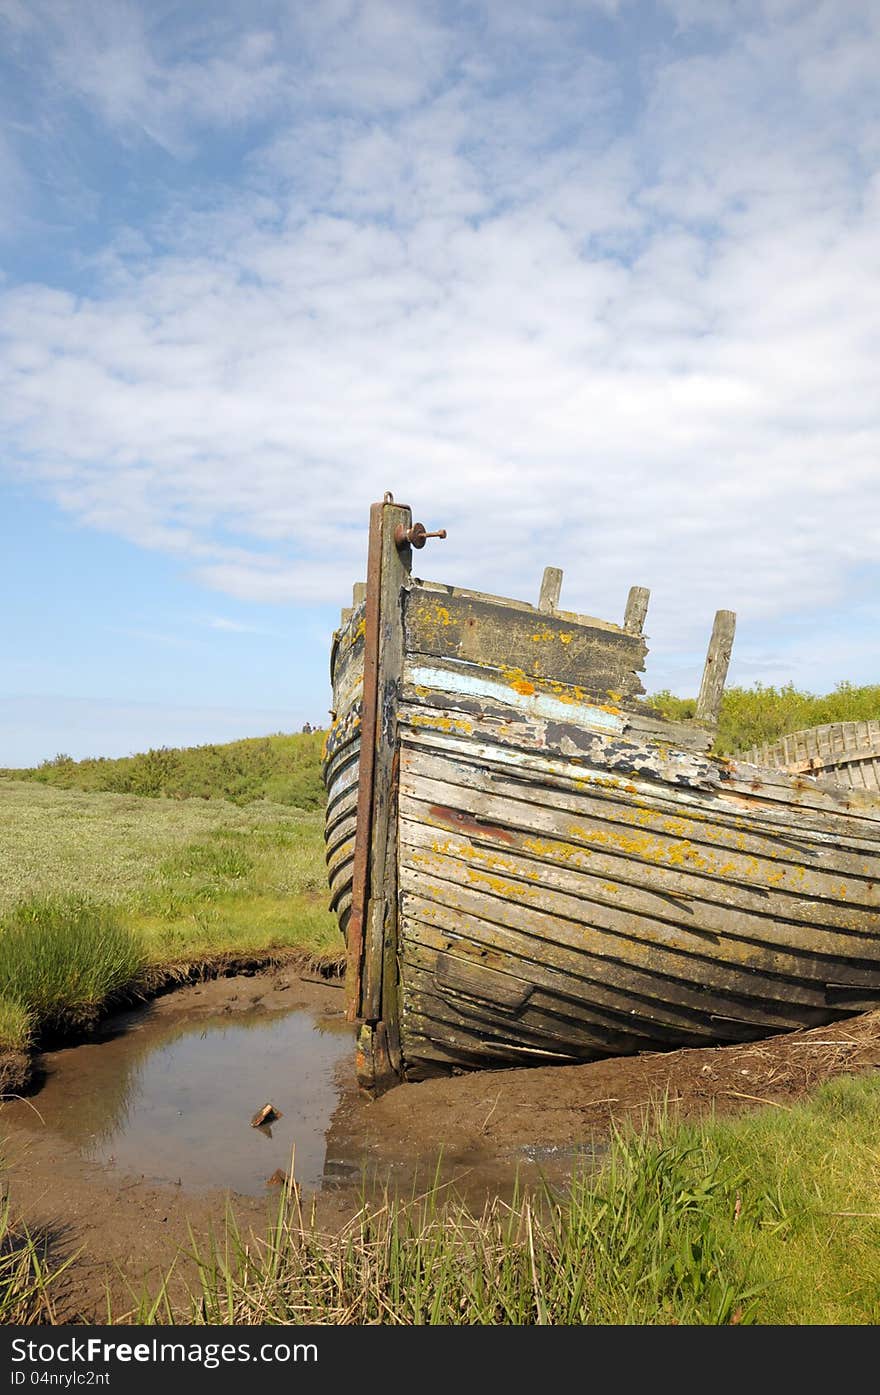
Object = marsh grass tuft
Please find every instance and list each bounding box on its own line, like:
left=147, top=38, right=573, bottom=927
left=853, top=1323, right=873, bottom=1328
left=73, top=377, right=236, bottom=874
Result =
left=0, top=896, right=146, bottom=1037
left=136, top=1126, right=758, bottom=1326
left=0, top=1191, right=74, bottom=1324
left=0, top=997, right=32, bottom=1053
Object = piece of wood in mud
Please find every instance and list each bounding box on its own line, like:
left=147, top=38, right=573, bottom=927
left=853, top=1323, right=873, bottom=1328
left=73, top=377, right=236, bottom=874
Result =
left=251, top=1103, right=283, bottom=1128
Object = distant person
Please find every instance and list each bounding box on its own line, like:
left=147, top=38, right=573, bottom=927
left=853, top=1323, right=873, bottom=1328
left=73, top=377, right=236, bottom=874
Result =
left=302, top=721, right=313, bottom=734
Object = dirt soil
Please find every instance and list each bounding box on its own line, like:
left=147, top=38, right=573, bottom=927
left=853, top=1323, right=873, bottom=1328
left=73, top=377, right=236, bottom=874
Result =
left=3, top=965, right=880, bottom=1323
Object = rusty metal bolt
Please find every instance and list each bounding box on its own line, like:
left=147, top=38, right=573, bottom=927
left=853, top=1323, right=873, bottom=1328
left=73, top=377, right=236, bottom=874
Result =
left=394, top=522, right=447, bottom=549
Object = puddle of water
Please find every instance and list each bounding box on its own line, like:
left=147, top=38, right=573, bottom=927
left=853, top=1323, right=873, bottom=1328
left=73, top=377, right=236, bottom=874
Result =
left=2, top=998, right=611, bottom=1208
left=7, top=1005, right=356, bottom=1196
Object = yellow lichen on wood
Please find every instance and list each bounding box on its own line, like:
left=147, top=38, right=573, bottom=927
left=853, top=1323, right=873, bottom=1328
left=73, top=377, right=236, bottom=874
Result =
left=410, top=713, right=475, bottom=735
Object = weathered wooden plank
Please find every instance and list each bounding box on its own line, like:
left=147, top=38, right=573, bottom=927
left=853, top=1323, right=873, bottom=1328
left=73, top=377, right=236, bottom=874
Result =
left=400, top=760, right=880, bottom=908
left=696, top=609, right=736, bottom=725
left=345, top=502, right=384, bottom=1021
left=402, top=965, right=684, bottom=1057
left=399, top=807, right=880, bottom=943
left=433, top=951, right=533, bottom=1011
left=401, top=965, right=677, bottom=1049
left=400, top=675, right=714, bottom=755
left=405, top=584, right=647, bottom=697
left=360, top=502, right=411, bottom=1038
left=400, top=723, right=880, bottom=847
left=404, top=666, right=626, bottom=738
left=412, top=577, right=625, bottom=633
left=538, top=567, right=563, bottom=613
left=400, top=923, right=809, bottom=1039
left=398, top=844, right=880, bottom=996
left=623, top=586, right=650, bottom=635
left=401, top=736, right=880, bottom=876
left=400, top=967, right=820, bottom=1070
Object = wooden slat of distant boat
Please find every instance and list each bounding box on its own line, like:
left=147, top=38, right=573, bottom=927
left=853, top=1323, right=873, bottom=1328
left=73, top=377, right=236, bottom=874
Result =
left=398, top=845, right=880, bottom=1001
left=404, top=584, right=647, bottom=698
left=399, top=808, right=880, bottom=946
left=400, top=744, right=880, bottom=882
left=399, top=914, right=821, bottom=1037
left=717, top=760, right=880, bottom=824
left=401, top=719, right=880, bottom=836
left=742, top=722, right=880, bottom=779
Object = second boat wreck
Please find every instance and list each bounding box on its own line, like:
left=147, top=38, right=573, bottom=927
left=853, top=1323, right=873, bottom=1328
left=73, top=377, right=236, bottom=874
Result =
left=323, top=495, right=880, bottom=1093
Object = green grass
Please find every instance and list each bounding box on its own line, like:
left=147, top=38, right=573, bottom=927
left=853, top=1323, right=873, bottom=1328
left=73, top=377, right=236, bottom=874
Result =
left=0, top=1190, right=73, bottom=1324
left=0, top=731, right=327, bottom=808
left=649, top=680, right=880, bottom=755
left=0, top=997, right=32, bottom=1053
left=132, top=1075, right=880, bottom=1326
left=138, top=1125, right=755, bottom=1326
left=0, top=897, right=147, bottom=1036
left=0, top=779, right=341, bottom=1052
left=677, top=1075, right=880, bottom=1323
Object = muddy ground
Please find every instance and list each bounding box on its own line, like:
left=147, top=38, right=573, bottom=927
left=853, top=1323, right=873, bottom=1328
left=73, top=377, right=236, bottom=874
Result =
left=3, top=966, right=880, bottom=1322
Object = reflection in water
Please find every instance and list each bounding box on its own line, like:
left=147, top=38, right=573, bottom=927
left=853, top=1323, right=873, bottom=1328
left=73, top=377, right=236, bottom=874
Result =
left=8, top=1006, right=355, bottom=1196
left=3, top=1002, right=608, bottom=1207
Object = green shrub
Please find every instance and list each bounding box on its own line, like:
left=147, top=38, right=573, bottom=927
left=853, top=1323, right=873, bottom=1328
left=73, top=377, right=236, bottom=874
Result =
left=649, top=681, right=880, bottom=755
left=0, top=731, right=327, bottom=809
left=0, top=896, right=146, bottom=1035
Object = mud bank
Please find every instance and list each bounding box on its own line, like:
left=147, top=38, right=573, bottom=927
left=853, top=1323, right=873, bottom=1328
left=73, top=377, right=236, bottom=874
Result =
left=0, top=947, right=345, bottom=1096
left=2, top=965, right=879, bottom=1321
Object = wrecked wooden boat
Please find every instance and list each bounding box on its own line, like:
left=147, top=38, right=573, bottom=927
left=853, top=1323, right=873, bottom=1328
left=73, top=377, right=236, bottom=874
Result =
left=743, top=722, right=880, bottom=794
left=323, top=495, right=880, bottom=1092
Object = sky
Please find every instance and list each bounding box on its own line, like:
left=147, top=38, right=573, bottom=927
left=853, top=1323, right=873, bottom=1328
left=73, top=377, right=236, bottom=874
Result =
left=1, top=0, right=878, bottom=766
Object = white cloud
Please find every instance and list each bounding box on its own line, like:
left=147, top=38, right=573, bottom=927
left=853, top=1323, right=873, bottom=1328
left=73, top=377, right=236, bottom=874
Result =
left=1, top=0, right=879, bottom=691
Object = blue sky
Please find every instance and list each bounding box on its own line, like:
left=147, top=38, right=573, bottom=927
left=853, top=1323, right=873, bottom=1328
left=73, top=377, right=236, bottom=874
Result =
left=1, top=0, right=878, bottom=766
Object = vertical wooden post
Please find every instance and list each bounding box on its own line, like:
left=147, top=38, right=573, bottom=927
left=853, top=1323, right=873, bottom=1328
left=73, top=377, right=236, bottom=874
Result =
left=352, top=581, right=366, bottom=606
left=623, top=586, right=650, bottom=635
left=539, top=567, right=563, bottom=612
left=348, top=498, right=410, bottom=1092
left=696, top=610, right=736, bottom=726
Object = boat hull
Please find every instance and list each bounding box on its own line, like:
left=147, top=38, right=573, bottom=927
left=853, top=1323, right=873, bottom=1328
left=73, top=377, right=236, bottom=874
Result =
left=744, top=721, right=880, bottom=794
left=395, top=698, right=880, bottom=1076
left=322, top=499, right=880, bottom=1089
